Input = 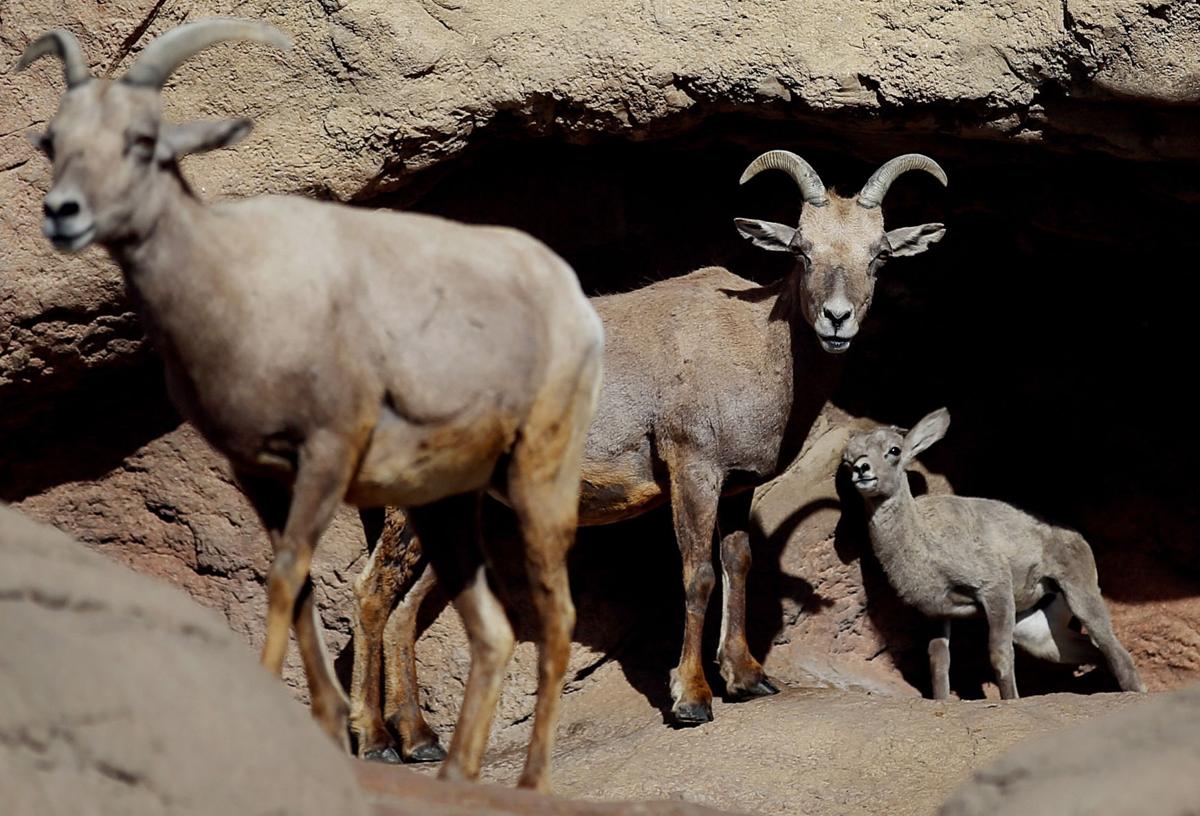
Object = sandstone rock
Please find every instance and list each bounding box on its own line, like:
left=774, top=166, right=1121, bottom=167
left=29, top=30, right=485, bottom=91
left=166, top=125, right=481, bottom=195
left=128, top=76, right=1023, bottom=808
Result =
left=0, top=503, right=368, bottom=816
left=940, top=684, right=1200, bottom=816
left=468, top=665, right=1141, bottom=816
left=3, top=0, right=1199, bottom=423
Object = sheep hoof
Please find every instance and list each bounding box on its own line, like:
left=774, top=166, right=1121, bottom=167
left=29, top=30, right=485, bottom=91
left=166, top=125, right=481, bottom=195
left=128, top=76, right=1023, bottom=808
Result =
left=671, top=700, right=714, bottom=725
left=405, top=741, right=448, bottom=763
left=732, top=677, right=780, bottom=700
left=362, top=745, right=403, bottom=764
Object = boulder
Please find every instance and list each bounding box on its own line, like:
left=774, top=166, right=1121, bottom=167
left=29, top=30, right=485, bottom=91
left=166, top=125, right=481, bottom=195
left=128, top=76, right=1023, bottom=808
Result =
left=0, top=503, right=368, bottom=816
left=940, top=684, right=1200, bottom=816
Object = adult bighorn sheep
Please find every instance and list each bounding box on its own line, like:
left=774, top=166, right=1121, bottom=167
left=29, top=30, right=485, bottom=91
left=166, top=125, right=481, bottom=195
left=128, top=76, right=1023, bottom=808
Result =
left=843, top=408, right=1145, bottom=698
left=17, top=19, right=604, bottom=791
left=348, top=150, right=950, bottom=762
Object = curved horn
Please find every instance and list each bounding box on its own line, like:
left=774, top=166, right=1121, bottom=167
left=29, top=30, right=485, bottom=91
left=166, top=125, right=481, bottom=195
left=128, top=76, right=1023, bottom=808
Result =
left=15, top=29, right=91, bottom=88
left=121, top=18, right=291, bottom=88
left=857, top=154, right=948, bottom=209
left=740, top=150, right=828, bottom=207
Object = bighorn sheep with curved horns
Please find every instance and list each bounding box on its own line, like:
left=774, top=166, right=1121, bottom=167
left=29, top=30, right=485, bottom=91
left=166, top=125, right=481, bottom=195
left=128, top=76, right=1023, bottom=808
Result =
left=843, top=408, right=1145, bottom=698
left=348, top=150, right=950, bottom=762
left=17, top=19, right=604, bottom=791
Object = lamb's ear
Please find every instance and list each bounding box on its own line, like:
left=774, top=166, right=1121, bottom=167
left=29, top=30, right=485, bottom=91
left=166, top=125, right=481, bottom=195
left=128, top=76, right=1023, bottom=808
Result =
left=735, top=218, right=799, bottom=253
left=156, top=118, right=252, bottom=161
left=901, top=408, right=950, bottom=463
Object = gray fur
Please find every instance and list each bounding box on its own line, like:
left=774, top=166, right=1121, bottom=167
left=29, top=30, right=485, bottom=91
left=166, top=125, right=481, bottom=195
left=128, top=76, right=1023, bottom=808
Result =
left=843, top=408, right=1146, bottom=698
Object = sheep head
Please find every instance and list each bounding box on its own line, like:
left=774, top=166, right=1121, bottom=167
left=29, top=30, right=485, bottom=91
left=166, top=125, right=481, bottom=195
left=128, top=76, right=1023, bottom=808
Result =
left=843, top=408, right=951, bottom=500
left=736, top=151, right=947, bottom=354
left=15, top=19, right=290, bottom=252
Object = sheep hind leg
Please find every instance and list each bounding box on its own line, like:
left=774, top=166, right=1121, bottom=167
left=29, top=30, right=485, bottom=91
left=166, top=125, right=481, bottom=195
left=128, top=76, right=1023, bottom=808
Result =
left=1057, top=580, right=1146, bottom=693
left=382, top=559, right=447, bottom=762
left=350, top=508, right=401, bottom=763
left=1012, top=594, right=1101, bottom=665
left=409, top=492, right=514, bottom=784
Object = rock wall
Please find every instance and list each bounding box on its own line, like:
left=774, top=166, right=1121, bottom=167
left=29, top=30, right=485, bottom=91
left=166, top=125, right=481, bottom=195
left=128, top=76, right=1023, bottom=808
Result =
left=3, top=0, right=1199, bottom=747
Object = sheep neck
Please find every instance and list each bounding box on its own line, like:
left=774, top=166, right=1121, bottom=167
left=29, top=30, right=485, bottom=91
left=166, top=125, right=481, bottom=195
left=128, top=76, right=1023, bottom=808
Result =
left=862, top=477, right=932, bottom=587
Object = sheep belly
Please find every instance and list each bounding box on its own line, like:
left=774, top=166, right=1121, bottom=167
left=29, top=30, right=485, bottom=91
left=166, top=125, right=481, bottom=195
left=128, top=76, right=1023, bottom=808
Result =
left=347, top=404, right=518, bottom=508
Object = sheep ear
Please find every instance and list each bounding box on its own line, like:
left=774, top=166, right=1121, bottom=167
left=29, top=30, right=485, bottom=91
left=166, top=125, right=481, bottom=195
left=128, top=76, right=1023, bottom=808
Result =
left=901, top=408, right=950, bottom=463
left=734, top=218, right=799, bottom=253
left=885, top=223, right=945, bottom=257
left=156, top=118, right=252, bottom=161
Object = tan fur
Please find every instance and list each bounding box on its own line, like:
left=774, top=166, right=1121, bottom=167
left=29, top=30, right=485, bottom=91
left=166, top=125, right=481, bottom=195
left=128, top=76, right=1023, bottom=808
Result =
left=348, top=157, right=949, bottom=758
left=21, top=21, right=603, bottom=791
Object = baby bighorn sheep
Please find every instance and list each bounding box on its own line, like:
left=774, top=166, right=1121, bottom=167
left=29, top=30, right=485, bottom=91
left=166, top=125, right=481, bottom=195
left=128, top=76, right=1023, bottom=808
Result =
left=843, top=409, right=1145, bottom=699
left=347, top=149, right=950, bottom=763
left=18, top=19, right=603, bottom=791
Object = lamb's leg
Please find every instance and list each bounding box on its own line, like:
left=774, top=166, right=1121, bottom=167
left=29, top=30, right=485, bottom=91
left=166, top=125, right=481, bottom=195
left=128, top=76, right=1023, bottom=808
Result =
left=928, top=619, right=951, bottom=700
left=979, top=588, right=1019, bottom=700
left=382, top=559, right=447, bottom=761
left=239, top=429, right=356, bottom=747
left=409, top=492, right=514, bottom=784
left=667, top=461, right=722, bottom=725
left=716, top=522, right=778, bottom=700
left=1058, top=579, right=1146, bottom=692
left=350, top=508, right=400, bottom=763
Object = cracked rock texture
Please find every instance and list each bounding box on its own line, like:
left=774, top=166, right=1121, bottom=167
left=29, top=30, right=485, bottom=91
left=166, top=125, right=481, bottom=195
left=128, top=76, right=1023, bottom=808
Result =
left=3, top=0, right=1200, bottom=424
left=940, top=684, right=1200, bottom=816
left=0, top=503, right=368, bottom=816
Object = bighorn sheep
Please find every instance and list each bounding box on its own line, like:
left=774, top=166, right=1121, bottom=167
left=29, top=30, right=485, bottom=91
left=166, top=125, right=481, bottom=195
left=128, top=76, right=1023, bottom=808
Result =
left=17, top=19, right=604, bottom=790
left=349, top=151, right=950, bottom=762
left=842, top=408, right=1145, bottom=698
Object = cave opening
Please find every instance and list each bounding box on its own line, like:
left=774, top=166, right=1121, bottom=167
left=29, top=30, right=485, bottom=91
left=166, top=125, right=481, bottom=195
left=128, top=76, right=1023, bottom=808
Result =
left=7, top=112, right=1198, bottom=700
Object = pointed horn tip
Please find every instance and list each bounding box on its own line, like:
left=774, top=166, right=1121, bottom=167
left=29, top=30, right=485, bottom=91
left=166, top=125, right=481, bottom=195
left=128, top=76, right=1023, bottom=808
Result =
left=202, top=19, right=294, bottom=50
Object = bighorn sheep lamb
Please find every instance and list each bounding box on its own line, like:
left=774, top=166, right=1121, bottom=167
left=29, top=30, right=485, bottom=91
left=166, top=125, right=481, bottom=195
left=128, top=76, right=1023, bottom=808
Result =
left=843, top=408, right=1145, bottom=699
left=18, top=19, right=604, bottom=791
left=349, top=150, right=950, bottom=762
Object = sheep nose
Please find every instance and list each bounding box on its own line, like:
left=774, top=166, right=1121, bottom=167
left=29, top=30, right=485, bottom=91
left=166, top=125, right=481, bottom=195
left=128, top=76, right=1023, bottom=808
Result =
left=854, top=462, right=871, bottom=477
left=823, top=307, right=852, bottom=327
left=44, top=196, right=81, bottom=219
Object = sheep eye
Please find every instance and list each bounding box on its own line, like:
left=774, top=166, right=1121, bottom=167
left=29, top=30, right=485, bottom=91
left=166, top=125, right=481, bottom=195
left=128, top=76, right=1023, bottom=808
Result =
left=886, top=446, right=901, bottom=457
left=127, top=133, right=157, bottom=161
left=39, top=134, right=55, bottom=161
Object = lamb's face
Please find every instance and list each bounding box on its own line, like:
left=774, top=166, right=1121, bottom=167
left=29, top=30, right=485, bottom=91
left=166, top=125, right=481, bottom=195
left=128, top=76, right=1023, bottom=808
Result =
left=843, top=427, right=907, bottom=499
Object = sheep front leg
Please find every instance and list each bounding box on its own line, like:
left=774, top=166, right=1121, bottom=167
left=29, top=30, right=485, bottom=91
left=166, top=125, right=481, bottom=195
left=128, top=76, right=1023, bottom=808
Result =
left=928, top=619, right=951, bottom=700
left=716, top=526, right=778, bottom=700
left=979, top=588, right=1019, bottom=700
left=667, top=461, right=722, bottom=725
left=244, top=430, right=357, bottom=747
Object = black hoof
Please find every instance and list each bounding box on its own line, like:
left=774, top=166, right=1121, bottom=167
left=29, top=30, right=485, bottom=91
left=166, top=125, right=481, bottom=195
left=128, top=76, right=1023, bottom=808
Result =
left=362, top=745, right=403, bottom=764
left=672, top=700, right=714, bottom=726
left=730, top=677, right=781, bottom=701
left=405, top=741, right=448, bottom=763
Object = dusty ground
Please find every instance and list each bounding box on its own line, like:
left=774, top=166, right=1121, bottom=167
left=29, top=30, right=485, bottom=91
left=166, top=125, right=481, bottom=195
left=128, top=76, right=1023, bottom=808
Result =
left=382, top=658, right=1142, bottom=816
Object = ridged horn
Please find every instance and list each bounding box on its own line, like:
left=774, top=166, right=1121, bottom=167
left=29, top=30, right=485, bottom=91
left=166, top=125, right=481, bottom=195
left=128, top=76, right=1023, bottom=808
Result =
left=120, top=18, right=291, bottom=88
left=15, top=29, right=91, bottom=88
left=857, top=154, right=947, bottom=209
left=739, top=150, right=828, bottom=207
